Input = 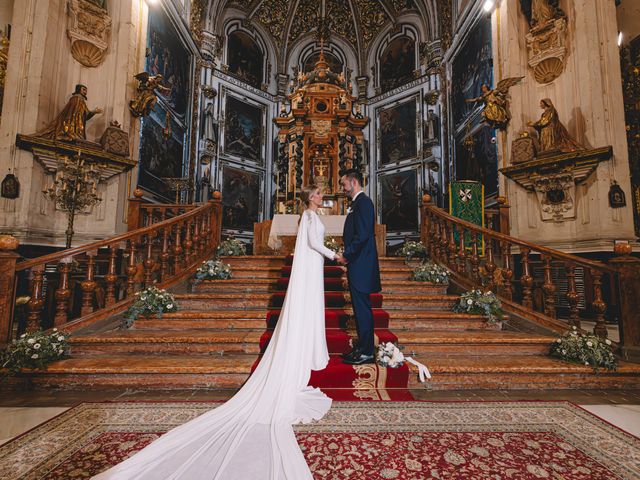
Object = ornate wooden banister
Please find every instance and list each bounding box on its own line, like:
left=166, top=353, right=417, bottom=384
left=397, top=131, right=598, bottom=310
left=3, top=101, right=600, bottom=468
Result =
left=421, top=195, right=625, bottom=339
left=126, top=188, right=200, bottom=231
left=0, top=196, right=222, bottom=344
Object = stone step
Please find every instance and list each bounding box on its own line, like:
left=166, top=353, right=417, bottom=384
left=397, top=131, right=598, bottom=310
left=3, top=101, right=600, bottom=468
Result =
left=387, top=311, right=496, bottom=331
left=18, top=354, right=640, bottom=391
left=135, top=310, right=268, bottom=330
left=393, top=331, right=554, bottom=356
left=226, top=265, right=412, bottom=280
left=219, top=255, right=413, bottom=269
left=381, top=294, right=458, bottom=310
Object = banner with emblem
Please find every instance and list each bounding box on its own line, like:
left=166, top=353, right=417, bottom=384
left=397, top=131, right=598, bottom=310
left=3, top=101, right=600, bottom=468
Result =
left=449, top=180, right=484, bottom=253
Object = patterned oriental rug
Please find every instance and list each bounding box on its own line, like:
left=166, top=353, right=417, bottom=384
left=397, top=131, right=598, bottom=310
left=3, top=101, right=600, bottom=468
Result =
left=2, top=401, right=639, bottom=479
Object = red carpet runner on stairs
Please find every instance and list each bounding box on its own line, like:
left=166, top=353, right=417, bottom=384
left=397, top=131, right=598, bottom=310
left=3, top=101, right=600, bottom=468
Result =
left=252, top=256, right=413, bottom=401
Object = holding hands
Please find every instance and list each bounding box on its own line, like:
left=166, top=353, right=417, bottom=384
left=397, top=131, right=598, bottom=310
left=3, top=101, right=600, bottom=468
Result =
left=334, top=252, right=348, bottom=265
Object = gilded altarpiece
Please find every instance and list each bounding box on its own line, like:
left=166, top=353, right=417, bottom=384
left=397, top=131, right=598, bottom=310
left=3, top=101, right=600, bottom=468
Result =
left=273, top=53, right=369, bottom=215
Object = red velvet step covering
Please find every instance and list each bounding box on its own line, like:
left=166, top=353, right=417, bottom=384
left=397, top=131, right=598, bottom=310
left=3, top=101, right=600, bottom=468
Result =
left=265, top=309, right=390, bottom=329
left=280, top=265, right=345, bottom=278
left=259, top=328, right=398, bottom=355
left=276, top=277, right=345, bottom=291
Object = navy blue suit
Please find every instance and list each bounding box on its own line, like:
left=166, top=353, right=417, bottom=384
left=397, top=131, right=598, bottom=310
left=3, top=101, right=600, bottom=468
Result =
left=343, top=192, right=381, bottom=356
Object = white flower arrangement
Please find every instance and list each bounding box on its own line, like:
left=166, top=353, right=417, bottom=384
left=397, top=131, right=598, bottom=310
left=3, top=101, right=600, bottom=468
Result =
left=398, top=240, right=427, bottom=261
left=412, top=261, right=450, bottom=284
left=550, top=326, right=617, bottom=372
left=324, top=237, right=341, bottom=253
left=376, top=341, right=432, bottom=382
left=194, top=259, right=232, bottom=284
left=216, top=237, right=247, bottom=257
left=1, top=328, right=69, bottom=374
left=453, top=289, right=504, bottom=324
left=123, top=286, right=178, bottom=329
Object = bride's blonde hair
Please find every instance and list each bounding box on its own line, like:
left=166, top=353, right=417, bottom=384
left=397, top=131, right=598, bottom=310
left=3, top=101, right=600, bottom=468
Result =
left=299, top=184, right=319, bottom=210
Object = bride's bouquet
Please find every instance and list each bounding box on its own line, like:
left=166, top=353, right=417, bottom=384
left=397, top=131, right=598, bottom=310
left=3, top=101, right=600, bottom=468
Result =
left=324, top=237, right=341, bottom=253
left=376, top=342, right=432, bottom=382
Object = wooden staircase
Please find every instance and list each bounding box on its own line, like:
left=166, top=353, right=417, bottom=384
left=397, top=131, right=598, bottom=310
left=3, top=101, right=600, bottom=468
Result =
left=17, top=255, right=640, bottom=391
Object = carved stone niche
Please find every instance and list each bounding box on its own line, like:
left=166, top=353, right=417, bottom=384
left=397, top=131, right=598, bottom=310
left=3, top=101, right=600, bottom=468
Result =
left=500, top=147, right=613, bottom=223
left=526, top=18, right=567, bottom=84
left=67, top=0, right=112, bottom=68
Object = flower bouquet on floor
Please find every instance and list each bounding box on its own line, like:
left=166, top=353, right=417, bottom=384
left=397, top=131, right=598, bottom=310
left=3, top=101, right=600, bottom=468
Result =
left=1, top=328, right=69, bottom=374
left=216, top=237, right=247, bottom=257
left=398, top=240, right=427, bottom=262
left=122, top=286, right=177, bottom=329
left=550, top=326, right=617, bottom=372
left=194, top=259, right=232, bottom=284
left=453, top=289, right=504, bottom=324
left=412, top=261, right=450, bottom=284
left=376, top=341, right=432, bottom=382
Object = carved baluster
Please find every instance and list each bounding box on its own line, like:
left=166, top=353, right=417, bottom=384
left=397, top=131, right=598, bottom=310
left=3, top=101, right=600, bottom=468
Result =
left=591, top=269, right=608, bottom=338
left=143, top=232, right=155, bottom=287
left=26, top=266, right=45, bottom=332
left=457, top=227, right=467, bottom=274
left=502, top=242, right=514, bottom=301
left=104, top=245, right=118, bottom=306
left=566, top=263, right=580, bottom=329
left=80, top=252, right=97, bottom=317
left=160, top=227, right=170, bottom=282
left=470, top=232, right=480, bottom=286
left=126, top=239, right=138, bottom=297
left=485, top=237, right=496, bottom=292
left=54, top=259, right=72, bottom=326
left=448, top=224, right=458, bottom=267
left=201, top=213, right=209, bottom=255
left=520, top=248, right=534, bottom=309
left=193, top=216, right=201, bottom=258
left=440, top=221, right=449, bottom=265
left=184, top=219, right=193, bottom=265
left=173, top=223, right=184, bottom=272
left=542, top=255, right=557, bottom=318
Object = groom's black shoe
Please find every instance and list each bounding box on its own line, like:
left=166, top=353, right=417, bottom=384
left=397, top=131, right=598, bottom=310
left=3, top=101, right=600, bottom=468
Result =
left=341, top=348, right=360, bottom=359
left=342, top=354, right=375, bottom=365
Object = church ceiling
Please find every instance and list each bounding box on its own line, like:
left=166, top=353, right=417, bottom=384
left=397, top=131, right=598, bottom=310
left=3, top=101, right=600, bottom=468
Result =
left=214, top=0, right=429, bottom=68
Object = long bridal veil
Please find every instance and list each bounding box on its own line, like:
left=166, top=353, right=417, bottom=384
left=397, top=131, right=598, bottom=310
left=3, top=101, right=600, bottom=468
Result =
left=93, top=211, right=331, bottom=479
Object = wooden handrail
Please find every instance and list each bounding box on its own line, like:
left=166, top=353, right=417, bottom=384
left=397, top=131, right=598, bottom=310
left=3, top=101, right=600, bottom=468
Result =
left=421, top=197, right=619, bottom=339
left=0, top=197, right=223, bottom=343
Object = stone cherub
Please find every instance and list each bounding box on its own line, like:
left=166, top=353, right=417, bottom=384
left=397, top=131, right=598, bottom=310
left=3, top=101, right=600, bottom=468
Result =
left=129, top=72, right=172, bottom=118
left=466, top=77, right=524, bottom=130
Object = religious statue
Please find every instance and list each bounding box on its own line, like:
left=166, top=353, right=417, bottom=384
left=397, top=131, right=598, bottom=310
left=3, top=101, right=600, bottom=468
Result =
left=201, top=102, right=217, bottom=142
left=527, top=98, right=583, bottom=153
left=520, top=0, right=565, bottom=28
left=465, top=77, right=524, bottom=130
left=36, top=84, right=103, bottom=141
left=424, top=108, right=440, bottom=144
left=129, top=72, right=171, bottom=118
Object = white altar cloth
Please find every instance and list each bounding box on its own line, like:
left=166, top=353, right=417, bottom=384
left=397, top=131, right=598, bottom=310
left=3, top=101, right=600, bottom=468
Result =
left=268, top=214, right=347, bottom=250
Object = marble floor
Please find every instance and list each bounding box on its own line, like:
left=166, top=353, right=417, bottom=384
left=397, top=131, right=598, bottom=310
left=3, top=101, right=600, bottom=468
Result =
left=2, top=389, right=640, bottom=446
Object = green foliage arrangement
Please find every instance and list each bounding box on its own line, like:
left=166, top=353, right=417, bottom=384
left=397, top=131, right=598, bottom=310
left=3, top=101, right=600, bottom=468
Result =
left=122, top=286, right=177, bottom=329
left=194, top=259, right=232, bottom=284
left=550, top=326, right=617, bottom=372
left=453, top=289, right=504, bottom=324
left=1, top=329, right=69, bottom=374
left=412, top=261, right=450, bottom=284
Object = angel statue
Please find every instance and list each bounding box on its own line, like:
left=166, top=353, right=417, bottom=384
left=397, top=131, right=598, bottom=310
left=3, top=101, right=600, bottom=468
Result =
left=466, top=77, right=524, bottom=130
left=129, top=72, right=172, bottom=118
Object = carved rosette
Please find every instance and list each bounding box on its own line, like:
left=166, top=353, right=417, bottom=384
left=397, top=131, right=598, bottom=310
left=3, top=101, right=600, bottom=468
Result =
left=526, top=18, right=568, bottom=84
left=66, top=0, right=112, bottom=68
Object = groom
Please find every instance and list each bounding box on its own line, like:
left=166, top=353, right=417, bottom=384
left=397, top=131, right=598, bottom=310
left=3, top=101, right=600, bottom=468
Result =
left=337, top=169, right=381, bottom=365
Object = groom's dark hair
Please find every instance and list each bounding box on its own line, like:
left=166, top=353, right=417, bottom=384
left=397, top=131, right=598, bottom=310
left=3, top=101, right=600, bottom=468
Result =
left=342, top=168, right=364, bottom=186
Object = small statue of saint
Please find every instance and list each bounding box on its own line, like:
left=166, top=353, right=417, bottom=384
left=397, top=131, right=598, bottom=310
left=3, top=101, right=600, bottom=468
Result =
left=36, top=84, right=103, bottom=141
left=527, top=98, right=583, bottom=153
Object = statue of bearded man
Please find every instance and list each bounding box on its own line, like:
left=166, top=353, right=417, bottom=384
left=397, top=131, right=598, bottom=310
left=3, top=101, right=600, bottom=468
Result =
left=37, top=84, right=103, bottom=141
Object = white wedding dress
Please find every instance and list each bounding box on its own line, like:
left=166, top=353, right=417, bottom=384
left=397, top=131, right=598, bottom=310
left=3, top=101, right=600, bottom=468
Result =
left=93, top=209, right=336, bottom=479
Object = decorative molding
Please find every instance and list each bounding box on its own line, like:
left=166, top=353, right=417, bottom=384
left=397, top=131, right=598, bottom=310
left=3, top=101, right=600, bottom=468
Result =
left=213, top=69, right=276, bottom=101
left=526, top=18, right=568, bottom=84
left=66, top=0, right=112, bottom=68
left=369, top=75, right=433, bottom=104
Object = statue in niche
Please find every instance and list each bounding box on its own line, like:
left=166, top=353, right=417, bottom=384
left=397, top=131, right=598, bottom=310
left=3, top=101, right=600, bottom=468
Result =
left=520, top=0, right=565, bottom=28
left=201, top=102, right=218, bottom=142
left=36, top=84, right=103, bottom=141
left=424, top=108, right=440, bottom=144
left=129, top=72, right=172, bottom=118
left=527, top=98, right=583, bottom=153
left=465, top=77, right=523, bottom=130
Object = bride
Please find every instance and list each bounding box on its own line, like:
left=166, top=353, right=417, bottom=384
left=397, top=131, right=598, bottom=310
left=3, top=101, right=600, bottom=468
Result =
left=94, top=184, right=340, bottom=479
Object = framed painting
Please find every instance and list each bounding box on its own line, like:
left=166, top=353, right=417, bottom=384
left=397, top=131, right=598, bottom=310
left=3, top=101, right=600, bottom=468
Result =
left=227, top=31, right=264, bottom=88
left=377, top=95, right=420, bottom=167
left=146, top=5, right=191, bottom=117
left=378, top=166, right=420, bottom=233
left=220, top=162, right=264, bottom=232
left=450, top=17, right=493, bottom=128
left=379, top=36, right=416, bottom=92
left=138, top=103, right=185, bottom=200
left=221, top=89, right=266, bottom=165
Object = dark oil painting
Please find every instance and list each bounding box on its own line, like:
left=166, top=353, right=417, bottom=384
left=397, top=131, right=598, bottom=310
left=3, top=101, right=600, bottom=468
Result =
left=146, top=6, right=191, bottom=117
left=379, top=98, right=418, bottom=166
left=379, top=168, right=419, bottom=232
left=451, top=17, right=493, bottom=127
left=138, top=103, right=185, bottom=200
left=380, top=36, right=416, bottom=92
left=455, top=124, right=498, bottom=196
left=221, top=164, right=262, bottom=231
left=224, top=95, right=263, bottom=163
left=227, top=31, right=264, bottom=88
